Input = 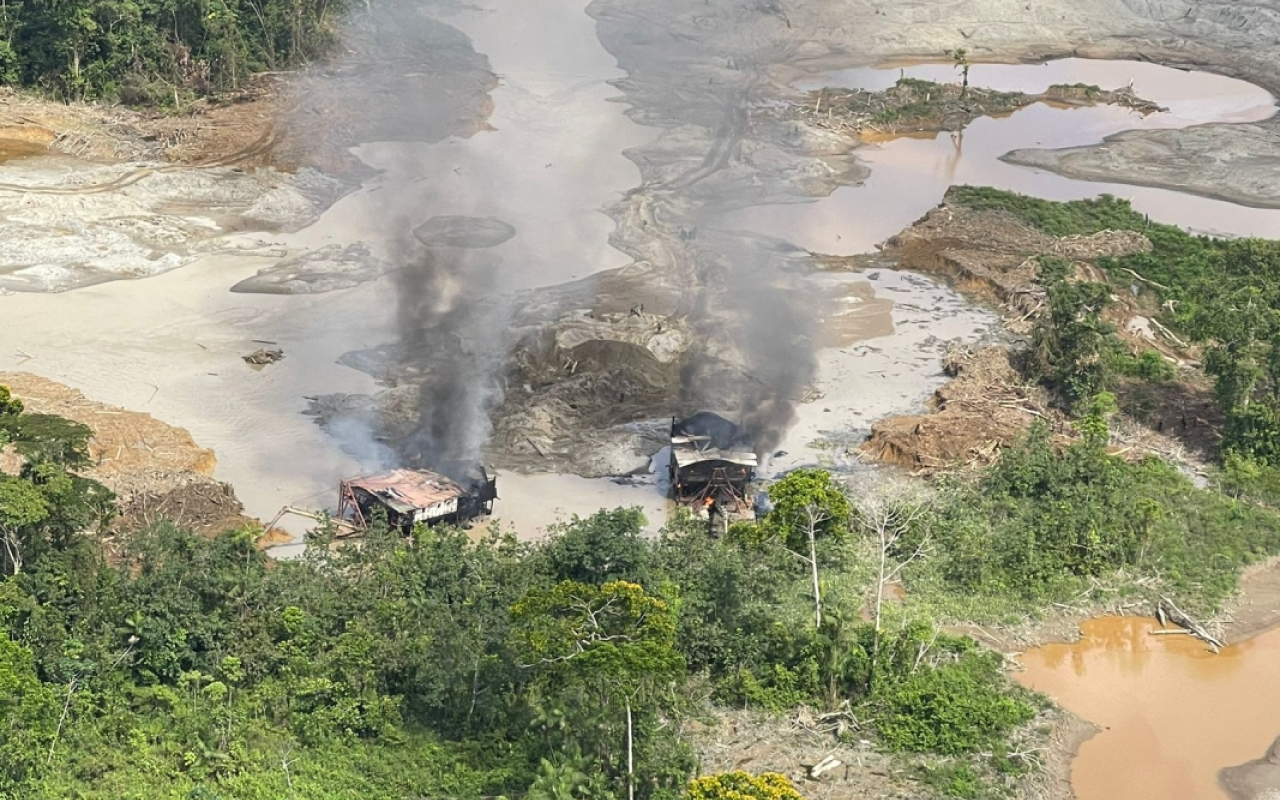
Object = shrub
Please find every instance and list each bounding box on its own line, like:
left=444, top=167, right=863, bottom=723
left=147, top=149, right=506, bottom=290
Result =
left=685, top=771, right=804, bottom=800
left=875, top=652, right=1034, bottom=755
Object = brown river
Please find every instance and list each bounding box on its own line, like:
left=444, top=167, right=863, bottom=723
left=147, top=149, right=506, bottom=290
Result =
left=1016, top=617, right=1280, bottom=800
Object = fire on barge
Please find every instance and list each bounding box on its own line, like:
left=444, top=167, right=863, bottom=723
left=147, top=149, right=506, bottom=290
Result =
left=268, top=463, right=498, bottom=538
left=668, top=411, right=758, bottom=515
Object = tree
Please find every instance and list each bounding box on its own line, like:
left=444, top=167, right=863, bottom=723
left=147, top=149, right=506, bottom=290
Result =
left=0, top=476, right=48, bottom=575
left=951, top=47, right=970, bottom=96
left=855, top=487, right=932, bottom=692
left=760, top=469, right=851, bottom=629
left=1029, top=258, right=1120, bottom=409
left=1, top=413, right=93, bottom=469
left=513, top=580, right=683, bottom=800
left=0, top=632, right=58, bottom=791
left=0, top=0, right=349, bottom=102
left=1185, top=270, right=1280, bottom=461
left=535, top=508, right=651, bottom=586
left=0, top=385, right=23, bottom=417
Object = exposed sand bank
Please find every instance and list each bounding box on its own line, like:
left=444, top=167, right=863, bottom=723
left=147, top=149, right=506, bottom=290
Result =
left=1005, top=123, right=1280, bottom=210
left=0, top=371, right=249, bottom=537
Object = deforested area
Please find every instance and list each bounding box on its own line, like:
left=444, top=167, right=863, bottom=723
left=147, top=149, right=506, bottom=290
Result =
left=6, top=0, right=1280, bottom=797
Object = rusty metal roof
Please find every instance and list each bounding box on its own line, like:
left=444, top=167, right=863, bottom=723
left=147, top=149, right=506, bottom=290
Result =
left=670, top=435, right=758, bottom=468
left=346, top=468, right=466, bottom=512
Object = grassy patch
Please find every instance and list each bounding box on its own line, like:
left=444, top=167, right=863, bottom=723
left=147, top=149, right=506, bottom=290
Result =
left=946, top=185, right=1155, bottom=237
left=908, top=423, right=1280, bottom=614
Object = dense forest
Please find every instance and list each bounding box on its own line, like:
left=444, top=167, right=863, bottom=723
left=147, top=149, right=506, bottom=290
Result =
left=10, top=348, right=1280, bottom=798
left=0, top=384, right=1042, bottom=800
left=0, top=0, right=345, bottom=102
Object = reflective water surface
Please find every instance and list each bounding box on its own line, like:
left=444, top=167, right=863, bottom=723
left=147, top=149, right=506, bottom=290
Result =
left=723, top=59, right=1278, bottom=253
left=1016, top=616, right=1280, bottom=800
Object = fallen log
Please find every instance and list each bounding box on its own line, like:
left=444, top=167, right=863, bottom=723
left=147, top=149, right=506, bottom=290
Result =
left=808, top=755, right=842, bottom=780
left=1157, top=597, right=1224, bottom=651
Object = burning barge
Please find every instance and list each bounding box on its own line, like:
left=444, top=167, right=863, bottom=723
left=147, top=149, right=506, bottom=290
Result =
left=339, top=463, right=497, bottom=531
left=669, top=411, right=758, bottom=514
left=267, top=412, right=760, bottom=541
left=269, top=463, right=498, bottom=537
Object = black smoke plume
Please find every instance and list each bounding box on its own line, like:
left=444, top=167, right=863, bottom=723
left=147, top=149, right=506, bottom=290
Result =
left=386, top=237, right=508, bottom=473
left=678, top=227, right=822, bottom=456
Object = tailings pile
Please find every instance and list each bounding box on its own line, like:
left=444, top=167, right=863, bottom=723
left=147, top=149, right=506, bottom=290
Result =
left=0, top=372, right=250, bottom=536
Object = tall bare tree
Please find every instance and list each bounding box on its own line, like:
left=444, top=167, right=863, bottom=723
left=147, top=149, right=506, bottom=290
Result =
left=856, top=487, right=933, bottom=690
left=760, top=469, right=852, bottom=631
left=776, top=502, right=832, bottom=629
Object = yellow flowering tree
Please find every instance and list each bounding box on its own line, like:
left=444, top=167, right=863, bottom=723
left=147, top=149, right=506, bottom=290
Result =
left=685, top=771, right=805, bottom=800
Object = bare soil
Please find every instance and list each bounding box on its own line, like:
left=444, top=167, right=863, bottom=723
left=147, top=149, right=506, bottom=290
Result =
left=0, top=372, right=252, bottom=538
left=860, top=344, right=1054, bottom=472
left=859, top=198, right=1209, bottom=473
left=685, top=706, right=917, bottom=800
left=0, top=4, right=492, bottom=172
left=0, top=82, right=281, bottom=166
left=688, top=699, right=1088, bottom=800
left=1218, top=555, right=1280, bottom=645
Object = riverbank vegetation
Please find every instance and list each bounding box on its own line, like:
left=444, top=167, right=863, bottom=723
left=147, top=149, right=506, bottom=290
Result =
left=950, top=185, right=1280, bottom=487
left=0, top=0, right=347, bottom=103
left=794, top=77, right=1160, bottom=138
left=874, top=186, right=1280, bottom=620
left=910, top=405, right=1280, bottom=620
left=2, top=393, right=1049, bottom=799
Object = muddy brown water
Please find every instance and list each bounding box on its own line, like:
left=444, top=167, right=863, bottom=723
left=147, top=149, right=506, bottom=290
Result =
left=723, top=59, right=1279, bottom=253
left=1016, top=617, right=1280, bottom=800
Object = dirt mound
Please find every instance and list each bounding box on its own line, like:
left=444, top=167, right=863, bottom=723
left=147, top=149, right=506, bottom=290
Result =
left=490, top=309, right=688, bottom=474
left=884, top=203, right=1154, bottom=321
left=1050, top=229, right=1152, bottom=261
left=861, top=345, right=1055, bottom=471
left=872, top=202, right=1210, bottom=470
left=0, top=372, right=251, bottom=536
left=0, top=80, right=281, bottom=166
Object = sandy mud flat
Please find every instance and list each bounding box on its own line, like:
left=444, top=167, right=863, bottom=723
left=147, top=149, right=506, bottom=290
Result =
left=2, top=0, right=1279, bottom=544
left=721, top=59, right=1277, bottom=254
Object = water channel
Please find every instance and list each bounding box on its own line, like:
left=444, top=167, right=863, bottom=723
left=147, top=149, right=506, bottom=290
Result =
left=3, top=4, right=1280, bottom=793
left=721, top=58, right=1279, bottom=254
left=0, top=0, right=660, bottom=537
